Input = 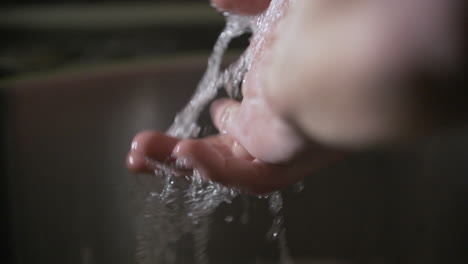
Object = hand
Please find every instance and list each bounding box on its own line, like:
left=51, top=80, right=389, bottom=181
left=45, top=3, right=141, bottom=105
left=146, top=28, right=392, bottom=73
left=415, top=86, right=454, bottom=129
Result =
left=219, top=0, right=463, bottom=148
left=127, top=0, right=341, bottom=194
left=255, top=0, right=463, bottom=147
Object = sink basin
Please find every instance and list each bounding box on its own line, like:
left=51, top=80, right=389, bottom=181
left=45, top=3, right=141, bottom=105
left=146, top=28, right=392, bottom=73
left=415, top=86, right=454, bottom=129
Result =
left=2, top=56, right=467, bottom=264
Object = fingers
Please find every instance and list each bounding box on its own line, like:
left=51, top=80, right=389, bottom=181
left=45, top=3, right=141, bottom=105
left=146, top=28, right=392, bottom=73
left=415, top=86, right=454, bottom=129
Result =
left=211, top=0, right=271, bottom=15
left=126, top=131, right=335, bottom=194
left=172, top=138, right=227, bottom=182
left=210, top=99, right=255, bottom=159
left=210, top=98, right=241, bottom=136
left=127, top=130, right=180, bottom=174
left=172, top=135, right=289, bottom=194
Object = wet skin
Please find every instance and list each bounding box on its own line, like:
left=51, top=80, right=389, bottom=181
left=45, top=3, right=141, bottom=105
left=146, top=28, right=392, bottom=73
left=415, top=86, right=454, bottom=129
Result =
left=127, top=0, right=341, bottom=194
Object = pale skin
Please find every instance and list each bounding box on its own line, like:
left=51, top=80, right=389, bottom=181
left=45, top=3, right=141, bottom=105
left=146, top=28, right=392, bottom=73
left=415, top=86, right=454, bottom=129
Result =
left=127, top=0, right=464, bottom=194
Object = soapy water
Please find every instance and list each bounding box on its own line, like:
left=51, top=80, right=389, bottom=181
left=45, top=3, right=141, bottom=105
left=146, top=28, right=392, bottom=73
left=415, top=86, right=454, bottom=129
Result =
left=135, top=1, right=296, bottom=263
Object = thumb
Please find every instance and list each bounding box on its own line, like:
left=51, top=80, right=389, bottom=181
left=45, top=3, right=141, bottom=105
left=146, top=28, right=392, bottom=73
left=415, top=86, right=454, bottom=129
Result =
left=210, top=98, right=241, bottom=136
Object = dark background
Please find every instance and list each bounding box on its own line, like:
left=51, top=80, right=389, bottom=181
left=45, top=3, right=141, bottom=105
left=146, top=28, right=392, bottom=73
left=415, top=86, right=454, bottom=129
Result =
left=1, top=1, right=243, bottom=263
left=0, top=0, right=251, bottom=79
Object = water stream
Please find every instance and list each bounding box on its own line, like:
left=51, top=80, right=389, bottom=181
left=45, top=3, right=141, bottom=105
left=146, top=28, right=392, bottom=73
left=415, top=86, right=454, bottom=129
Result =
left=136, top=1, right=295, bottom=263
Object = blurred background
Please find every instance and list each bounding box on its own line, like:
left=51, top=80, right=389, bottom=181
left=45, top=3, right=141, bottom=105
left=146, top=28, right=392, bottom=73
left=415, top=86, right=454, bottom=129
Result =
left=1, top=1, right=467, bottom=264
left=0, top=0, right=245, bottom=78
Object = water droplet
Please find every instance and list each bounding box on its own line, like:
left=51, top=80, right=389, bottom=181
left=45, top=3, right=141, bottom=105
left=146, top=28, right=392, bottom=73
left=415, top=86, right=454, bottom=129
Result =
left=293, top=181, right=305, bottom=193
left=224, top=215, right=234, bottom=223
left=266, top=227, right=280, bottom=241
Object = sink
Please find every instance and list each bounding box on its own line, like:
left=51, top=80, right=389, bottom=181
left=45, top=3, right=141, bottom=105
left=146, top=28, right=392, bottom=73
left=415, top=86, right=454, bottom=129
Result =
left=2, top=56, right=467, bottom=264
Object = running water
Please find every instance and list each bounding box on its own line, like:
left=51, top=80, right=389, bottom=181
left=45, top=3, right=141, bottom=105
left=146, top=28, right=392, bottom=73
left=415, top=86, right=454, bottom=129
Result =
left=135, top=1, right=296, bottom=263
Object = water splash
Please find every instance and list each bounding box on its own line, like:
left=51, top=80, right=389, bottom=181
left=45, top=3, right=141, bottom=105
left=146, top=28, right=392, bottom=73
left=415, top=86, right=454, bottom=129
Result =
left=267, top=192, right=293, bottom=264
left=167, top=14, right=254, bottom=139
left=135, top=1, right=296, bottom=263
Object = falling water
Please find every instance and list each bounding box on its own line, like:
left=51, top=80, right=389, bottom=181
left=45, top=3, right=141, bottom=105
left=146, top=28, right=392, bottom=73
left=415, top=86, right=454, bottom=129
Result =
left=135, top=1, right=296, bottom=263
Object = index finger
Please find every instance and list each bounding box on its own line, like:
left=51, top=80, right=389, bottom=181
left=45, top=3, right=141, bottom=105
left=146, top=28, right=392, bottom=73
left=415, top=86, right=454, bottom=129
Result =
left=211, top=0, right=271, bottom=15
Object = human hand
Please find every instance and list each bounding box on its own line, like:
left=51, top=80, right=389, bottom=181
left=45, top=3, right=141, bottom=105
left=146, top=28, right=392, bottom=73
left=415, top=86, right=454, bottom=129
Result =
left=128, top=0, right=462, bottom=193
left=127, top=0, right=341, bottom=194
left=218, top=0, right=463, bottom=148
left=256, top=0, right=463, bottom=148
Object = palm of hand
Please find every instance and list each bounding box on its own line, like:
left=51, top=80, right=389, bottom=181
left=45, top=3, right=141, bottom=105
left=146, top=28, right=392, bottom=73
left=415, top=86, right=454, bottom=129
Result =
left=127, top=0, right=339, bottom=193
